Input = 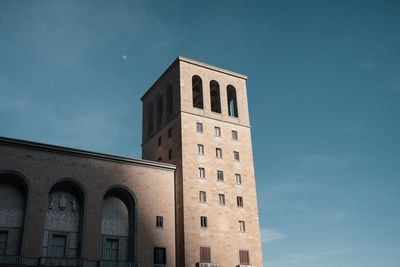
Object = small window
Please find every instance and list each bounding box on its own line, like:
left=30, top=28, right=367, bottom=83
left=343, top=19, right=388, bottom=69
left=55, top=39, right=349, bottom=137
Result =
left=197, top=144, right=204, bottom=155
left=158, top=157, right=162, bottom=162
left=235, top=174, right=242, bottom=185
left=233, top=151, right=240, bottom=161
left=200, top=216, right=208, bottom=228
left=239, top=250, right=250, bottom=265
left=217, top=170, right=224, bottom=182
left=218, top=194, right=225, bottom=205
left=199, top=191, right=206, bottom=203
left=200, top=246, right=211, bottom=263
left=232, top=130, right=238, bottom=140
left=158, top=136, right=162, bottom=146
left=48, top=234, right=67, bottom=258
left=198, top=167, right=205, bottom=179
left=214, top=127, right=221, bottom=137
left=156, top=216, right=164, bottom=228
left=216, top=148, right=222, bottom=158
left=196, top=122, right=203, bottom=133
left=237, top=196, right=244, bottom=207
left=0, top=231, right=8, bottom=256
left=104, top=238, right=119, bottom=261
left=168, top=149, right=172, bottom=160
left=239, top=221, right=246, bottom=232
left=154, top=247, right=166, bottom=265
left=168, top=128, right=172, bottom=138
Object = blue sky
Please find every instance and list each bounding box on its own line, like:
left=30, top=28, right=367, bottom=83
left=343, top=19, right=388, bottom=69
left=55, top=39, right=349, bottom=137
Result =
left=1, top=0, right=399, bottom=266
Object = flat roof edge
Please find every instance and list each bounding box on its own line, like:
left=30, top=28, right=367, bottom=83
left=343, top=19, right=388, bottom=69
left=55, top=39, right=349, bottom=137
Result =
left=0, top=136, right=176, bottom=171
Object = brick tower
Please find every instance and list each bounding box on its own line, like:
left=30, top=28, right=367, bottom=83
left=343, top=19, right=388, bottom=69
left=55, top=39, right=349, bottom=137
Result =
left=141, top=57, right=262, bottom=267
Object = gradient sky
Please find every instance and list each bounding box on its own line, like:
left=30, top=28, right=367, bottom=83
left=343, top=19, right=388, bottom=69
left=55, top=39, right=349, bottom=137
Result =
left=1, top=1, right=399, bottom=266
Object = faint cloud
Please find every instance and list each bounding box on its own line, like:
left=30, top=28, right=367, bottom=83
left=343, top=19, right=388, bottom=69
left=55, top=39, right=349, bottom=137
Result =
left=260, top=228, right=287, bottom=244
left=122, top=55, right=128, bottom=60
left=360, top=63, right=374, bottom=69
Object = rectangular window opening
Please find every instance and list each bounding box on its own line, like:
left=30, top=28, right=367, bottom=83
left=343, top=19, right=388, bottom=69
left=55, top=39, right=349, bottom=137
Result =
left=199, top=191, right=206, bottom=203
left=198, top=167, right=205, bottom=179
left=200, top=216, right=208, bottom=228
left=200, top=247, right=211, bottom=263
left=218, top=194, right=225, bottom=205
left=216, top=148, right=222, bottom=158
left=235, top=174, right=242, bottom=185
left=156, top=216, right=164, bottom=228
left=154, top=247, right=166, bottom=265
left=197, top=144, right=204, bottom=155
left=239, top=221, right=246, bottom=232
left=237, top=196, right=244, bottom=207
left=196, top=122, right=203, bottom=133
left=232, top=130, right=238, bottom=140
left=217, top=171, right=224, bottom=182
left=214, top=127, right=221, bottom=137
left=233, top=151, right=240, bottom=161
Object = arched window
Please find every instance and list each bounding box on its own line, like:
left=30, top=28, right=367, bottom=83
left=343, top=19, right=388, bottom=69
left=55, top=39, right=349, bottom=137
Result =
left=42, top=179, right=85, bottom=261
left=167, top=81, right=173, bottom=119
left=192, top=75, right=203, bottom=109
left=156, top=91, right=163, bottom=128
left=227, top=85, right=238, bottom=117
left=0, top=172, right=29, bottom=259
left=210, top=80, right=221, bottom=113
left=100, top=187, right=137, bottom=263
left=148, top=101, right=154, bottom=136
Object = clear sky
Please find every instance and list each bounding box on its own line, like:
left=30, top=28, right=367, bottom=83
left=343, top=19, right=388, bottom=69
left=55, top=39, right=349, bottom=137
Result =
left=1, top=1, right=399, bottom=266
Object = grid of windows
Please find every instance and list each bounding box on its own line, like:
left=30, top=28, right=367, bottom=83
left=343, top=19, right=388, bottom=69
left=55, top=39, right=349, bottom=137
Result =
left=156, top=216, right=163, bottom=228
left=196, top=122, right=203, bottom=133
left=239, top=221, right=246, bottom=232
left=237, top=196, right=244, bottom=207
left=103, top=238, right=119, bottom=261
left=214, top=127, right=221, bottom=137
left=217, top=171, right=224, bottom=182
left=197, top=144, right=204, bottom=155
left=198, top=167, right=205, bottom=179
left=199, top=191, right=206, bottom=203
left=48, top=234, right=67, bottom=258
left=235, top=174, right=242, bottom=185
left=233, top=151, right=240, bottom=161
left=200, top=216, right=208, bottom=228
left=218, top=193, right=225, bottom=205
left=216, top=148, right=222, bottom=158
left=232, top=130, right=238, bottom=140
left=0, top=231, right=8, bottom=256
left=154, top=247, right=166, bottom=265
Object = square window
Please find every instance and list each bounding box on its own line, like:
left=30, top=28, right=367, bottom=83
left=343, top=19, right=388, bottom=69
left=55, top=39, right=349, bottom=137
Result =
left=168, top=149, right=172, bottom=159
left=199, top=191, right=206, bottom=203
left=196, top=122, right=203, bottom=133
left=218, top=194, right=225, bottom=205
left=158, top=136, right=162, bottom=146
left=197, top=144, right=204, bottom=155
left=235, top=174, right=242, bottom=185
left=233, top=151, right=240, bottom=161
left=214, top=127, right=221, bottom=137
left=237, top=196, right=244, bottom=207
left=217, top=170, right=224, bottom=182
left=216, top=148, right=222, bottom=158
left=168, top=128, right=172, bottom=138
left=198, top=167, right=205, bottom=179
left=232, top=130, right=238, bottom=140
left=239, top=221, right=246, bottom=232
left=154, top=247, right=166, bottom=265
left=156, top=216, right=163, bottom=228
left=200, top=216, right=208, bottom=228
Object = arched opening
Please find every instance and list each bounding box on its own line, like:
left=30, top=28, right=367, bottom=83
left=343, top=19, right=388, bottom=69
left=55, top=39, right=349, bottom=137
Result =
left=100, top=187, right=136, bottom=263
left=210, top=80, right=221, bottom=113
left=147, top=101, right=154, bottom=136
left=42, top=179, right=85, bottom=262
left=167, top=81, right=173, bottom=119
left=192, top=75, right=203, bottom=109
left=227, top=85, right=238, bottom=117
left=0, top=172, right=28, bottom=262
left=156, top=91, right=163, bottom=128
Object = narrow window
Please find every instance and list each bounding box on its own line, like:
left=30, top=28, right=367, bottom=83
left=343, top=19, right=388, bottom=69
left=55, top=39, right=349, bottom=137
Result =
left=168, top=149, right=172, bottom=160
left=210, top=80, right=221, bottom=113
left=237, top=196, right=244, bottom=207
left=154, top=247, right=166, bottom=265
left=218, top=194, right=225, bottom=205
left=216, top=148, right=222, bottom=158
left=239, top=221, right=246, bottom=232
left=158, top=136, right=162, bottom=146
left=198, top=167, right=205, bottom=179
left=214, top=126, right=221, bottom=137
left=168, top=128, right=172, bottom=138
left=0, top=231, right=8, bottom=255
left=217, top=170, right=224, bottom=182
left=199, top=191, right=206, bottom=203
left=200, top=247, right=211, bottom=263
left=148, top=101, right=154, bottom=135
left=48, top=234, right=67, bottom=258
left=200, top=216, right=208, bottom=228
left=235, top=174, right=242, bottom=185
left=156, top=216, right=163, bottom=228
left=227, top=85, right=238, bottom=117
left=192, top=75, right=203, bottom=109
left=233, top=151, right=240, bottom=161
left=157, top=91, right=163, bottom=127
left=232, top=130, right=238, bottom=140
left=167, top=81, right=173, bottom=119
left=239, top=250, right=250, bottom=265
left=196, top=122, right=203, bottom=133
left=197, top=144, right=204, bottom=155
left=104, top=238, right=119, bottom=261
